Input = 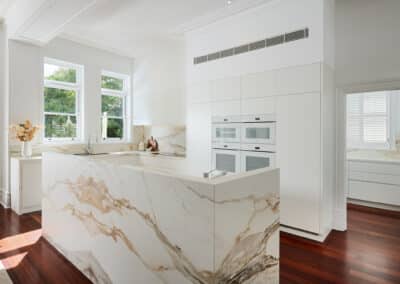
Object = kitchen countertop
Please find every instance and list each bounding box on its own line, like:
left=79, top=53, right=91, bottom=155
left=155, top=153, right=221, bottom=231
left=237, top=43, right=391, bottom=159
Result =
left=347, top=150, right=400, bottom=165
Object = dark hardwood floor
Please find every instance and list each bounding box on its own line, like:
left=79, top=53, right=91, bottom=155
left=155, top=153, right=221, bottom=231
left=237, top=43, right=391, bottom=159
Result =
left=1, top=203, right=399, bottom=283
left=281, top=204, right=400, bottom=284
left=0, top=206, right=91, bottom=284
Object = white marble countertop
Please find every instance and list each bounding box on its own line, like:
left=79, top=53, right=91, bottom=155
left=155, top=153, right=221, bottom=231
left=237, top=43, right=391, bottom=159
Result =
left=10, top=155, right=42, bottom=161
left=347, top=150, right=400, bottom=165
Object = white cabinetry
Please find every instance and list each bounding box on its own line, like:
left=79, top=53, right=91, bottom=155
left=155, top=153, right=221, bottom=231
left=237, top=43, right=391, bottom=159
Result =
left=186, top=62, right=336, bottom=240
left=348, top=161, right=400, bottom=206
left=241, top=97, right=275, bottom=116
left=210, top=77, right=240, bottom=101
left=241, top=70, right=278, bottom=99
left=276, top=93, right=322, bottom=233
left=277, top=63, right=321, bottom=95
left=211, top=100, right=241, bottom=117
left=11, top=157, right=42, bottom=215
left=186, top=103, right=212, bottom=176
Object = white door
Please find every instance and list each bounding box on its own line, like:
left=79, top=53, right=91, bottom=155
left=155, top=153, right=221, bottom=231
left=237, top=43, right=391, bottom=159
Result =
left=276, top=93, right=322, bottom=234
left=212, top=149, right=241, bottom=173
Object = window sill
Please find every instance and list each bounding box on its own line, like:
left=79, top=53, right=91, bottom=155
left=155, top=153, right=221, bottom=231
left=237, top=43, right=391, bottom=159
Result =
left=43, top=140, right=84, bottom=146
left=100, top=139, right=131, bottom=144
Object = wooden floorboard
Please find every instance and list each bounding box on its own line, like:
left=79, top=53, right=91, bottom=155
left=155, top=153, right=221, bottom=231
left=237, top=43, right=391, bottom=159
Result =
left=0, top=206, right=91, bottom=284
left=1, top=204, right=399, bottom=283
left=280, top=204, right=400, bottom=284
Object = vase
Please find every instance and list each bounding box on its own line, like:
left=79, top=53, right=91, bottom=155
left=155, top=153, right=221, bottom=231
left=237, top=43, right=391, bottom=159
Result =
left=21, top=141, right=32, bottom=158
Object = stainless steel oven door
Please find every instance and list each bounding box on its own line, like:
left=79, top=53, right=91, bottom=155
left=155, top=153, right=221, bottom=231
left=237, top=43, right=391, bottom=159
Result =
left=241, top=122, right=276, bottom=144
left=212, top=124, right=241, bottom=143
left=241, top=150, right=276, bottom=172
left=212, top=147, right=241, bottom=173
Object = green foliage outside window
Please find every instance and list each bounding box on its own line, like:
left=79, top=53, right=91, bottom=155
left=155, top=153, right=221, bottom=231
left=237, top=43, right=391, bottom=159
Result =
left=106, top=118, right=123, bottom=138
left=44, top=67, right=78, bottom=139
left=45, top=115, right=77, bottom=138
left=102, top=95, right=123, bottom=117
left=45, top=65, right=76, bottom=83
left=45, top=87, right=76, bottom=113
left=102, top=75, right=123, bottom=91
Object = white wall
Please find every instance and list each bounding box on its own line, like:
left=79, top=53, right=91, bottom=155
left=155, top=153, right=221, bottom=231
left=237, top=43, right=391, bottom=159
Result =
left=133, top=38, right=185, bottom=126
left=185, top=0, right=327, bottom=83
left=0, top=23, right=7, bottom=205
left=336, top=0, right=400, bottom=86
left=9, top=37, right=134, bottom=147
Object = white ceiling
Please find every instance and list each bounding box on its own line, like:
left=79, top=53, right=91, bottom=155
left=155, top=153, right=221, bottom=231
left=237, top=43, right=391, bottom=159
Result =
left=61, top=0, right=273, bottom=57
left=0, top=0, right=14, bottom=18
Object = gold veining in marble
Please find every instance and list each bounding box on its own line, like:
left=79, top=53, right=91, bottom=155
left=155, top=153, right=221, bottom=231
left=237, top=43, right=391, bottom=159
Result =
left=58, top=175, right=279, bottom=283
left=63, top=176, right=133, bottom=215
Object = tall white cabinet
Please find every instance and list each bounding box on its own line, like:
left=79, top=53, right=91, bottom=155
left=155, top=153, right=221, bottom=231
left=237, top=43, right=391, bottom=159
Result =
left=187, top=62, right=336, bottom=241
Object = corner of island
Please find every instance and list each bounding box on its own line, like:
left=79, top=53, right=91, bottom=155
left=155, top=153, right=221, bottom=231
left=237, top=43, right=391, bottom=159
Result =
left=42, top=151, right=280, bottom=284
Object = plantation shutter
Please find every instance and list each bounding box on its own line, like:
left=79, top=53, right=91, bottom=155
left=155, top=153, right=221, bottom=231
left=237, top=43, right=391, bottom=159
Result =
left=347, top=92, right=389, bottom=149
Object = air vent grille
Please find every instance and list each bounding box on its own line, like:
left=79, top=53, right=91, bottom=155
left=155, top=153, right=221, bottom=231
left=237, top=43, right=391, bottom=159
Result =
left=193, top=28, right=309, bottom=65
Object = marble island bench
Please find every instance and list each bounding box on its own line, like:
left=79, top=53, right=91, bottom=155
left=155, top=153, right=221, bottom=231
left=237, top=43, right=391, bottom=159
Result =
left=42, top=152, right=280, bottom=284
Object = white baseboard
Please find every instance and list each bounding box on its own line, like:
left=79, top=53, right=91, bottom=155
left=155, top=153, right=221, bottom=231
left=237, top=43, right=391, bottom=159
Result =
left=280, top=225, right=331, bottom=243
left=348, top=198, right=400, bottom=212
left=332, top=208, right=347, bottom=231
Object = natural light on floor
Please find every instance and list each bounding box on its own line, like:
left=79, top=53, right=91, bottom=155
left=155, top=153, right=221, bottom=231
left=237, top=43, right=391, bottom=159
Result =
left=0, top=229, right=41, bottom=270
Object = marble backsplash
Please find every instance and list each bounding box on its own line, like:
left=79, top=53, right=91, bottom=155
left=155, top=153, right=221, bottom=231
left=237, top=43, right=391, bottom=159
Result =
left=134, top=125, right=186, bottom=155
left=9, top=124, right=186, bottom=157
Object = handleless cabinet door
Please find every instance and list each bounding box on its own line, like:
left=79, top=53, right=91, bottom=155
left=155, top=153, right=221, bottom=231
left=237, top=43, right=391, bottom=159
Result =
left=241, top=97, right=276, bottom=116
left=241, top=70, right=278, bottom=99
left=211, top=100, right=241, bottom=117
left=276, top=93, right=321, bottom=234
left=186, top=103, right=212, bottom=175
left=277, top=63, right=321, bottom=95
left=210, top=77, right=241, bottom=102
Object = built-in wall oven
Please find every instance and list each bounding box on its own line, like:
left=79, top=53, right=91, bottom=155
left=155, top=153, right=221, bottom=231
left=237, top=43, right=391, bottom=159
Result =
left=212, top=116, right=241, bottom=143
left=241, top=114, right=276, bottom=145
left=240, top=144, right=276, bottom=172
left=212, top=143, right=241, bottom=173
left=211, top=114, right=276, bottom=174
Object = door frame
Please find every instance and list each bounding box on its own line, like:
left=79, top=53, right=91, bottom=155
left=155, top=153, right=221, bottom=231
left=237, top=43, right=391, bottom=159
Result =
left=336, top=80, right=400, bottom=231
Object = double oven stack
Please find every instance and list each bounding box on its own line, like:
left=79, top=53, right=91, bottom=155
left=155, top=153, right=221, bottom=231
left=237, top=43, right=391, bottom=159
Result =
left=211, top=114, right=276, bottom=173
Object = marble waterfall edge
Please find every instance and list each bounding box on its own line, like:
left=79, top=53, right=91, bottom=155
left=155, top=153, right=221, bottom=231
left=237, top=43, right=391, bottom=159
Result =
left=42, top=152, right=279, bottom=283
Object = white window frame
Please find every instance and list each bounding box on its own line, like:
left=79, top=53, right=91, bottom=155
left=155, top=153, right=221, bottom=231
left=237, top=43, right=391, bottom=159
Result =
left=101, top=70, right=131, bottom=142
left=347, top=91, right=391, bottom=150
left=43, top=58, right=84, bottom=143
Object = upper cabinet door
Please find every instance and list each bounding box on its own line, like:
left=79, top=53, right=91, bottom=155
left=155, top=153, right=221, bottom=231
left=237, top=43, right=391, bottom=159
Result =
left=241, top=70, right=278, bottom=99
left=241, top=97, right=276, bottom=116
left=210, top=77, right=241, bottom=102
left=277, top=63, right=321, bottom=95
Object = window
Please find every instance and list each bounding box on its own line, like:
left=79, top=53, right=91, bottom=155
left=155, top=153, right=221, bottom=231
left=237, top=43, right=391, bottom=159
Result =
left=101, top=71, right=130, bottom=141
left=347, top=91, right=391, bottom=149
left=43, top=58, right=83, bottom=142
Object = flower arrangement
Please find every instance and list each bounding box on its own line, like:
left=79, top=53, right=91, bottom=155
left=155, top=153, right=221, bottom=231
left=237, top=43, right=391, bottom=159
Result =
left=11, top=120, right=39, bottom=142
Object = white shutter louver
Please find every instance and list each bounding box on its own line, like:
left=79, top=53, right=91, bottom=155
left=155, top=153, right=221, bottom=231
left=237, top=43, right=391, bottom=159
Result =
left=347, top=91, right=390, bottom=149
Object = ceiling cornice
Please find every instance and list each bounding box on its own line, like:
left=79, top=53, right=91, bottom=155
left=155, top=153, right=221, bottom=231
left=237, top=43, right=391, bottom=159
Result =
left=59, top=32, right=135, bottom=60
left=169, top=0, right=277, bottom=35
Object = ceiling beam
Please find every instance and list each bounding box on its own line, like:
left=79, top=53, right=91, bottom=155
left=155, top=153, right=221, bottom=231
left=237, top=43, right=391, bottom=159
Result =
left=5, top=0, right=97, bottom=45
